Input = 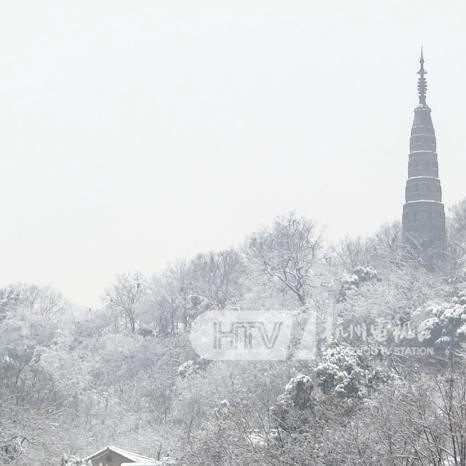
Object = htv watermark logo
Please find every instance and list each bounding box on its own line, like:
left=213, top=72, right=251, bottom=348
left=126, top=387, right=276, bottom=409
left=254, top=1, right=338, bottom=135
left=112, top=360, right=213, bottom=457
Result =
left=213, top=321, right=283, bottom=350
left=189, top=310, right=439, bottom=361
left=189, top=310, right=319, bottom=361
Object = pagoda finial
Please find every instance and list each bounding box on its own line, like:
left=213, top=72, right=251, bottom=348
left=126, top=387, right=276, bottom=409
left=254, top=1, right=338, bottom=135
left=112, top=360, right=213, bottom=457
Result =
left=417, top=47, right=427, bottom=105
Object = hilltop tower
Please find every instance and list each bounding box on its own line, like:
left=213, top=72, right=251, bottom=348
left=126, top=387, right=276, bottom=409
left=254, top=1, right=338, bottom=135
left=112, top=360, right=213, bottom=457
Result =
left=402, top=50, right=446, bottom=254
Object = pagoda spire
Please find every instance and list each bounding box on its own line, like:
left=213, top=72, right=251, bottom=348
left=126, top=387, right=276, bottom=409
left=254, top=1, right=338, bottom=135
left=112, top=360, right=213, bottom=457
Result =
left=417, top=47, right=427, bottom=105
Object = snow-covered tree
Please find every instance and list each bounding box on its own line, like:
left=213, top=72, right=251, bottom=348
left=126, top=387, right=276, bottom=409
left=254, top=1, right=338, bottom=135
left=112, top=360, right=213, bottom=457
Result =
left=315, top=346, right=388, bottom=399
left=105, top=272, right=146, bottom=333
left=245, top=212, right=323, bottom=306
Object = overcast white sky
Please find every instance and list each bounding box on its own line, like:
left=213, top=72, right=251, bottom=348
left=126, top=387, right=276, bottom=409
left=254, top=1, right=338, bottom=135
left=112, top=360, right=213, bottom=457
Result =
left=0, top=1, right=465, bottom=306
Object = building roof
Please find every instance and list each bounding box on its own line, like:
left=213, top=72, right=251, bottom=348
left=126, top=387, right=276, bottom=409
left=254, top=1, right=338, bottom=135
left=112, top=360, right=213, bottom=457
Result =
left=121, top=464, right=159, bottom=466
left=85, top=445, right=154, bottom=464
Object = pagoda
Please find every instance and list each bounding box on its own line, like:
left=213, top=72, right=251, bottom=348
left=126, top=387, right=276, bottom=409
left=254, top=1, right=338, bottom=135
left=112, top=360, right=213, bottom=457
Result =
left=402, top=50, right=446, bottom=253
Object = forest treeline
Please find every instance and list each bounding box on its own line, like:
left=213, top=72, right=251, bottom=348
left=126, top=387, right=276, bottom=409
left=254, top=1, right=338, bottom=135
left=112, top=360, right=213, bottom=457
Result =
left=2, top=199, right=466, bottom=465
